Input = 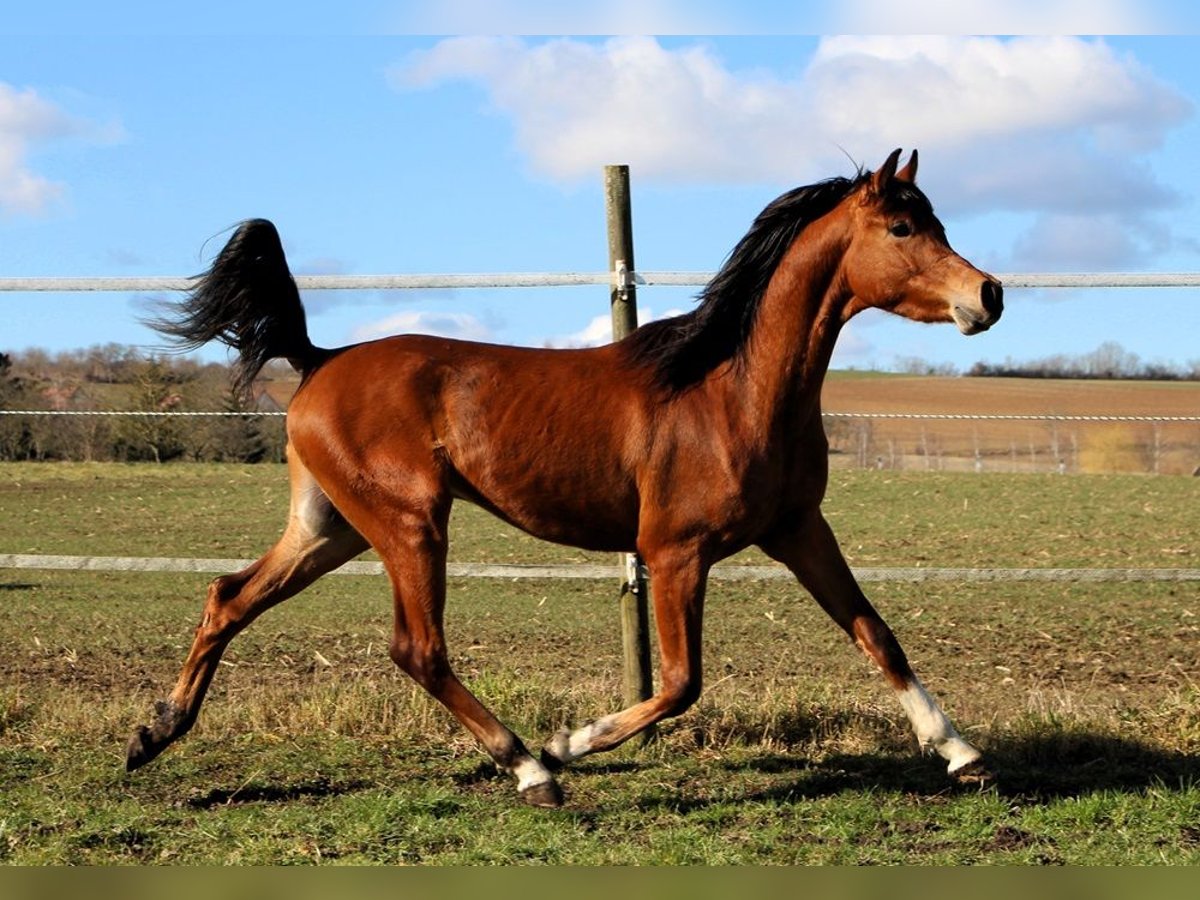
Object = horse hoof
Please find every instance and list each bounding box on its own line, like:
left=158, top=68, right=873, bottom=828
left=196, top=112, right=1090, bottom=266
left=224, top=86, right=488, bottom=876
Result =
left=125, top=725, right=160, bottom=772
left=951, top=757, right=993, bottom=786
left=126, top=699, right=188, bottom=772
left=520, top=779, right=564, bottom=809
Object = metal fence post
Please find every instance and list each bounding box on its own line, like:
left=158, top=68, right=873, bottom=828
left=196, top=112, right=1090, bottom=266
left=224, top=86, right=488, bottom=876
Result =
left=604, top=165, right=654, bottom=727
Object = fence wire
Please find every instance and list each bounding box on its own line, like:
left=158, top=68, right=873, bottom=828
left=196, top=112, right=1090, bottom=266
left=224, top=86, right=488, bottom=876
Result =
left=2, top=409, right=1198, bottom=422
left=5, top=271, right=1200, bottom=292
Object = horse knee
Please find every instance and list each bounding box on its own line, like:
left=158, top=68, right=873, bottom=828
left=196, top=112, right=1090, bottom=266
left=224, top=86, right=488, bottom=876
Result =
left=388, top=635, right=450, bottom=691
left=208, top=573, right=243, bottom=603
left=660, top=672, right=702, bottom=717
left=198, top=574, right=242, bottom=633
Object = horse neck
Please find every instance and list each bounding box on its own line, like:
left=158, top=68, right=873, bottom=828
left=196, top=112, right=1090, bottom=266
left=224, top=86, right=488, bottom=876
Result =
left=737, top=216, right=851, bottom=430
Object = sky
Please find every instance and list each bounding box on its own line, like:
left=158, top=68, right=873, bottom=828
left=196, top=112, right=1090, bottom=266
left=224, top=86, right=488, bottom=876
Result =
left=4, top=4, right=1200, bottom=375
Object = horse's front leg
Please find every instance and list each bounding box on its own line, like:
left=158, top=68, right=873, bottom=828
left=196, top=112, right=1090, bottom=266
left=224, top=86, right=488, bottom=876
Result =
left=760, top=511, right=986, bottom=780
left=541, top=545, right=707, bottom=769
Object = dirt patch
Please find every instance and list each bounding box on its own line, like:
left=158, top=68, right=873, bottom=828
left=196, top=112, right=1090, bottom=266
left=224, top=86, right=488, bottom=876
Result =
left=989, top=824, right=1038, bottom=850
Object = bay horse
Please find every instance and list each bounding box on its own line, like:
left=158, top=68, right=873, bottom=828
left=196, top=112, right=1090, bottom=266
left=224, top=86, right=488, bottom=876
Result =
left=129, top=149, right=1002, bottom=807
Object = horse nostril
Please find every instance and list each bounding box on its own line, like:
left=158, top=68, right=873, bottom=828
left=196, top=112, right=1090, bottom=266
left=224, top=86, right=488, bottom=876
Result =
left=980, top=279, right=1004, bottom=319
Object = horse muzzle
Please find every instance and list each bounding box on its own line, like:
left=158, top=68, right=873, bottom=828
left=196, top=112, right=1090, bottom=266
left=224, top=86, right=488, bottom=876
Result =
left=952, top=277, right=1003, bottom=335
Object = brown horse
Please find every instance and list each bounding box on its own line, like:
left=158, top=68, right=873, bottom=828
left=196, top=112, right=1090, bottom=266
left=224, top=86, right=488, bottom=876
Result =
left=129, top=149, right=1002, bottom=807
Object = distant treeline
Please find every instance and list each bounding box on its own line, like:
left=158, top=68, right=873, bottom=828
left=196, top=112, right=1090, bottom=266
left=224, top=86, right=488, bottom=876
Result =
left=0, top=345, right=290, bottom=463
left=900, top=341, right=1200, bottom=381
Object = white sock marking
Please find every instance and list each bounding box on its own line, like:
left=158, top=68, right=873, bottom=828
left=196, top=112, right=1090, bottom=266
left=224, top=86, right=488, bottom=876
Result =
left=545, top=714, right=620, bottom=765
left=897, top=678, right=981, bottom=772
left=513, top=756, right=553, bottom=792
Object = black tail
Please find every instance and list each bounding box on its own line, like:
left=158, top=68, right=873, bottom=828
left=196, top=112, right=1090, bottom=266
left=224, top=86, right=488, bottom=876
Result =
left=150, top=219, right=318, bottom=398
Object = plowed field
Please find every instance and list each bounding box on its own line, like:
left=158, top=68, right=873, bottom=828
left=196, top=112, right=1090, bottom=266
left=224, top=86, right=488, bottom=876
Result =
left=822, top=375, right=1200, bottom=475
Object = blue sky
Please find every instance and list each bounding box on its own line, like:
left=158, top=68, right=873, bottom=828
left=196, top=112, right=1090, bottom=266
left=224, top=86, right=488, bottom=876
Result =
left=4, top=6, right=1200, bottom=373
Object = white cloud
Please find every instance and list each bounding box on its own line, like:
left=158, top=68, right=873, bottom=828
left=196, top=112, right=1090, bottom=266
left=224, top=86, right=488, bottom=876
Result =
left=0, top=82, right=116, bottom=216
left=392, top=35, right=1190, bottom=220
left=0, top=84, right=72, bottom=214
left=825, top=0, right=1164, bottom=33
left=807, top=36, right=1185, bottom=157
left=395, top=36, right=807, bottom=184
left=381, top=0, right=1181, bottom=35
left=830, top=323, right=876, bottom=369
left=547, top=306, right=686, bottom=347
left=1009, top=213, right=1177, bottom=272
left=550, top=312, right=615, bottom=348
left=350, top=310, right=493, bottom=343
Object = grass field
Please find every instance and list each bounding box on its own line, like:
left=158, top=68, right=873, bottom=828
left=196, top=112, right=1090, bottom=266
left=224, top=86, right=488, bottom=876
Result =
left=1, top=463, right=1198, bottom=864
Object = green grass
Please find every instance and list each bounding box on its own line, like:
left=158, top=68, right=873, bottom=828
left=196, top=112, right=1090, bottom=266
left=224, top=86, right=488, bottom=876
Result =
left=1, top=463, right=1198, bottom=864
left=3, top=462, right=1195, bottom=569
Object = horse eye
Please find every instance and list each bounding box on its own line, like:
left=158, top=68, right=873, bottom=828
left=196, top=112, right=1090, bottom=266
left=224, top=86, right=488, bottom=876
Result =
left=889, top=221, right=913, bottom=238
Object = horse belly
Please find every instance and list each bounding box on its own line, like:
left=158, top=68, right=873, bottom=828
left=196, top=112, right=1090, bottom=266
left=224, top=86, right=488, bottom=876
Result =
left=447, top=445, right=640, bottom=553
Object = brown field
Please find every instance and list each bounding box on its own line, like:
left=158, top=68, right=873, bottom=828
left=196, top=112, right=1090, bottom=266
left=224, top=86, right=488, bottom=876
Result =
left=822, top=374, right=1200, bottom=475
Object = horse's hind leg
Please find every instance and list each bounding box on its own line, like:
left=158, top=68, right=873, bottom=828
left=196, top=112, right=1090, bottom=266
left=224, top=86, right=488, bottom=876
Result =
left=126, top=457, right=368, bottom=771
left=760, top=512, right=985, bottom=780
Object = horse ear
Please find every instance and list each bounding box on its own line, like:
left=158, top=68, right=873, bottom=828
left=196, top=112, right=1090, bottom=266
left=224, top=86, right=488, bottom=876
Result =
left=871, top=148, right=904, bottom=195
left=895, top=149, right=918, bottom=183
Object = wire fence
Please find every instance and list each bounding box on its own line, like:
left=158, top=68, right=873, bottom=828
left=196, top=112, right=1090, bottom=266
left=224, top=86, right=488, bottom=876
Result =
left=6, top=271, right=1200, bottom=292
left=0, top=410, right=286, bottom=417
left=2, top=409, right=1197, bottom=423
left=4, top=268, right=1199, bottom=426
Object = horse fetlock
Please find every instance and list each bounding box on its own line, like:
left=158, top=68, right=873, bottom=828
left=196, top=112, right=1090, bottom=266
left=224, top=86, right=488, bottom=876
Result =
left=125, top=698, right=189, bottom=772
left=542, top=718, right=611, bottom=769
left=924, top=733, right=986, bottom=782
left=540, top=729, right=572, bottom=771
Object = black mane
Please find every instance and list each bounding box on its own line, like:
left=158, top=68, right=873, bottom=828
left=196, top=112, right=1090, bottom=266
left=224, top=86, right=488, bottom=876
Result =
left=623, top=172, right=871, bottom=391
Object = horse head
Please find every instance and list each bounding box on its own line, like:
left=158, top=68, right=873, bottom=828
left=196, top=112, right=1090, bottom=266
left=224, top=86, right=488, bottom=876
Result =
left=840, top=148, right=1003, bottom=335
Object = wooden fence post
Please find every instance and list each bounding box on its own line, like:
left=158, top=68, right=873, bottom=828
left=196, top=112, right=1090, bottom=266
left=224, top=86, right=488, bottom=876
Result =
left=604, top=165, right=654, bottom=728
